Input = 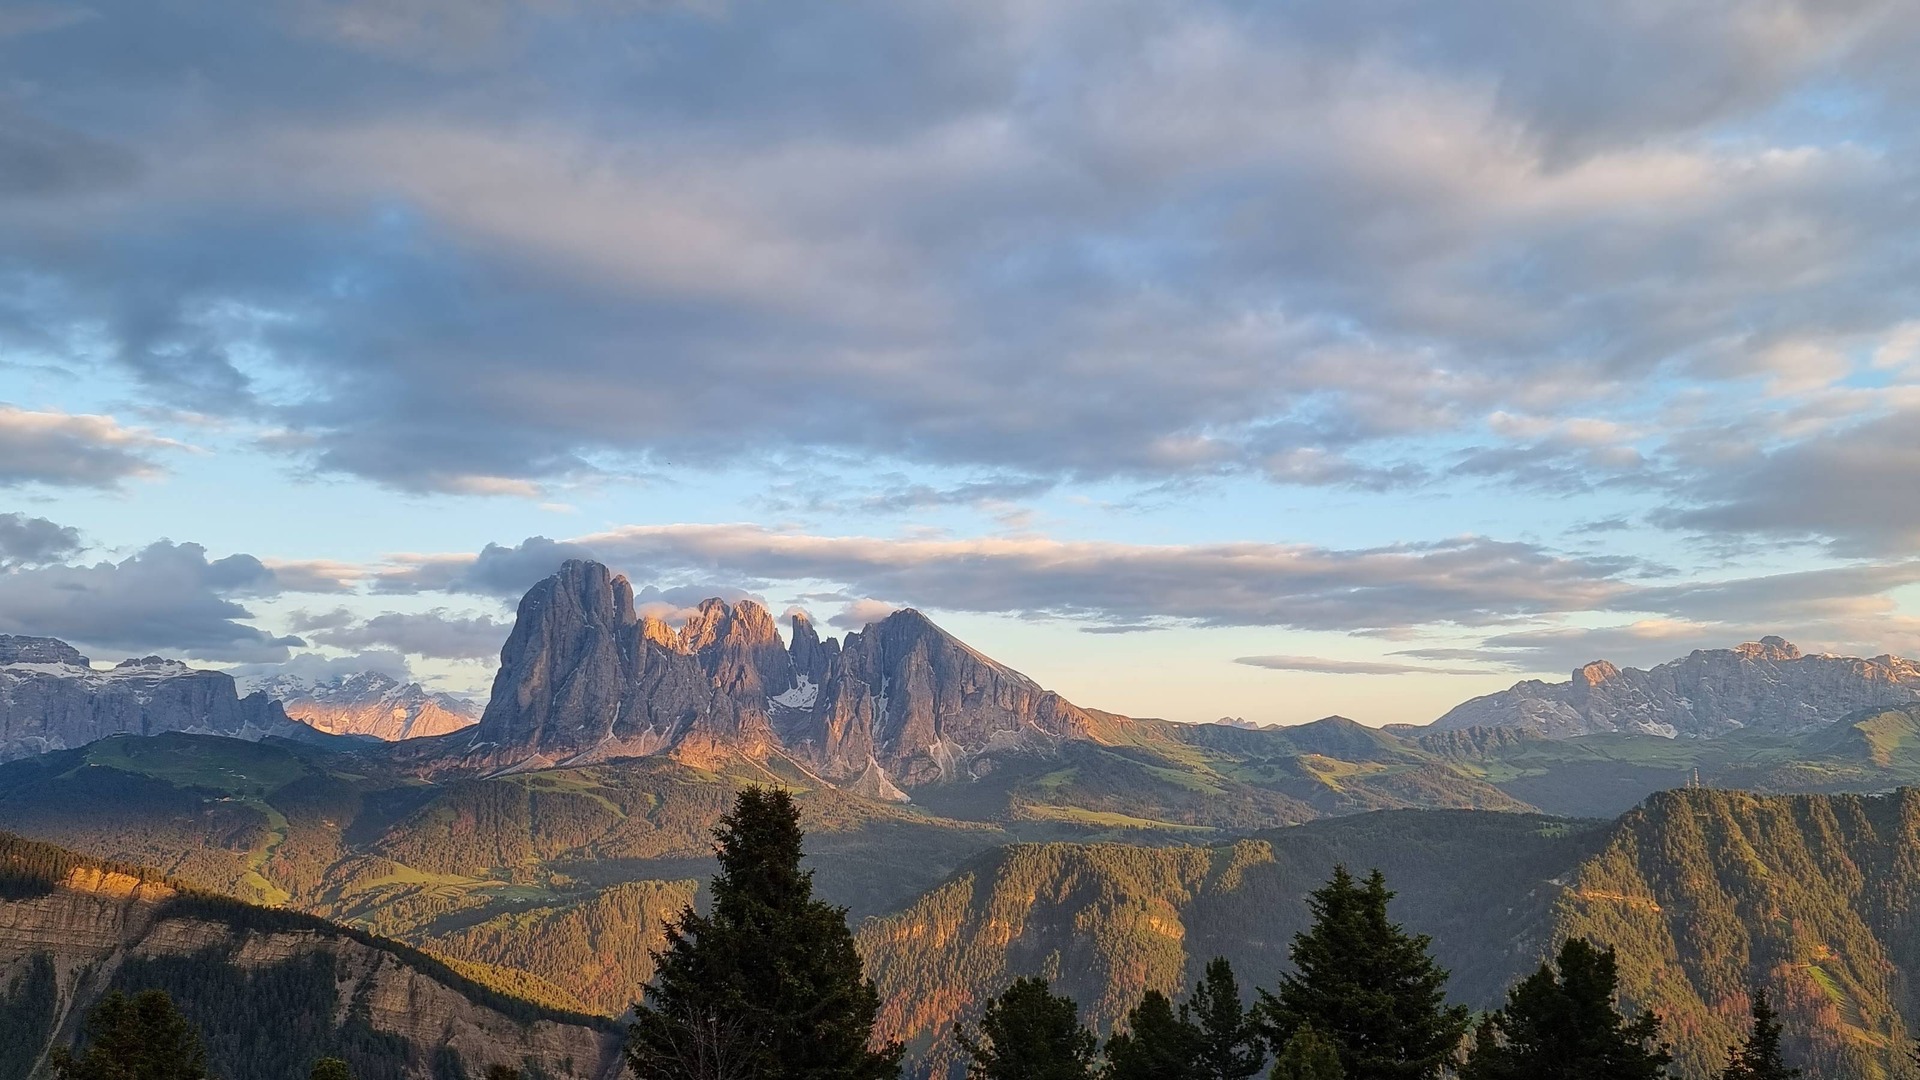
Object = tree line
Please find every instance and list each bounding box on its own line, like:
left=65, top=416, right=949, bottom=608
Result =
left=39, top=788, right=1870, bottom=1080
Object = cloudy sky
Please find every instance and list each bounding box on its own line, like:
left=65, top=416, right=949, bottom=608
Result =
left=5, top=0, right=1920, bottom=725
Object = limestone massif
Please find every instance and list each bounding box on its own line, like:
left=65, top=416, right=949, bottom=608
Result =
left=241, top=670, right=478, bottom=741
left=0, top=636, right=305, bottom=762
left=1432, top=636, right=1920, bottom=737
left=436, top=560, right=1099, bottom=791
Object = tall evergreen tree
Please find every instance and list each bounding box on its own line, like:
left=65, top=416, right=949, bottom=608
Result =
left=1255, top=867, right=1468, bottom=1080
left=1719, top=989, right=1798, bottom=1080
left=1104, top=990, right=1201, bottom=1080
left=1460, top=938, right=1671, bottom=1080
left=960, top=977, right=1098, bottom=1080
left=51, top=990, right=208, bottom=1080
left=1270, top=1029, right=1344, bottom=1080
left=627, top=786, right=903, bottom=1080
left=1183, top=959, right=1263, bottom=1080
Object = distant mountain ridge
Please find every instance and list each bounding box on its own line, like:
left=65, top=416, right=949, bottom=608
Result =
left=241, top=670, right=478, bottom=741
left=0, top=635, right=307, bottom=762
left=1433, top=636, right=1920, bottom=737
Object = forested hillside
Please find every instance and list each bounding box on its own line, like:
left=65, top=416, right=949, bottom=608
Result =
left=863, top=790, right=1920, bottom=1080
left=1559, top=787, right=1920, bottom=1079
left=0, top=831, right=620, bottom=1080
left=860, top=810, right=1599, bottom=1077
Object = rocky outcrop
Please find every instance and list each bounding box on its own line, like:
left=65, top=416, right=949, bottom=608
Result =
left=442, top=561, right=780, bottom=771
left=0, top=638, right=304, bottom=762
left=784, top=609, right=1096, bottom=787
left=434, top=561, right=1104, bottom=790
left=1432, top=636, right=1920, bottom=737
left=242, top=671, right=477, bottom=741
left=0, top=831, right=619, bottom=1079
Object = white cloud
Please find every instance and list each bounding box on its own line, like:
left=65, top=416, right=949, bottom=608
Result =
left=0, top=405, right=182, bottom=488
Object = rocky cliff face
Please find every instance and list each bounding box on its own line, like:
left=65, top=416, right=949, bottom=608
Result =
left=0, top=831, right=619, bottom=1080
left=438, top=561, right=1102, bottom=790
left=786, top=608, right=1097, bottom=790
left=0, top=636, right=303, bottom=762
left=242, top=671, right=478, bottom=741
left=1433, top=636, right=1920, bottom=737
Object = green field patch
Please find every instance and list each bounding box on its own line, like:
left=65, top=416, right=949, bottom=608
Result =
left=508, top=772, right=629, bottom=817
left=1031, top=768, right=1080, bottom=791
left=1015, top=803, right=1216, bottom=833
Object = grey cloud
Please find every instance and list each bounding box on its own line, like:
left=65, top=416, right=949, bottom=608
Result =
left=291, top=607, right=509, bottom=659
left=1260, top=448, right=1428, bottom=492
left=1658, top=406, right=1920, bottom=556
left=376, top=537, right=598, bottom=596
left=0, top=541, right=304, bottom=661
left=0, top=108, right=138, bottom=198
left=1408, top=622, right=1790, bottom=678
left=766, top=474, right=1059, bottom=516
left=375, top=524, right=1920, bottom=651
left=227, top=648, right=414, bottom=684
left=1626, top=562, right=1920, bottom=625
left=0, top=5, right=95, bottom=40
left=1234, top=654, right=1486, bottom=676
left=380, top=525, right=1647, bottom=632
left=0, top=513, right=82, bottom=567
left=0, top=405, right=179, bottom=488
left=5, top=1, right=1918, bottom=502
left=828, top=597, right=901, bottom=631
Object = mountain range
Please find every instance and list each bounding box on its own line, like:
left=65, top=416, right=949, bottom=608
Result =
left=9, top=560, right=1920, bottom=1078
left=1435, top=636, right=1920, bottom=737
left=0, top=635, right=307, bottom=762
left=239, top=671, right=478, bottom=741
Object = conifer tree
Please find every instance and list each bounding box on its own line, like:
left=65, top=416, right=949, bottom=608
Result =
left=311, top=1059, right=354, bottom=1080
left=1719, top=989, right=1798, bottom=1080
left=51, top=990, right=209, bottom=1080
left=1255, top=867, right=1468, bottom=1080
left=960, top=977, right=1098, bottom=1080
left=1270, top=1028, right=1344, bottom=1080
left=627, top=786, right=903, bottom=1080
left=1460, top=938, right=1670, bottom=1080
left=1104, top=990, right=1201, bottom=1080
left=1184, top=959, right=1264, bottom=1080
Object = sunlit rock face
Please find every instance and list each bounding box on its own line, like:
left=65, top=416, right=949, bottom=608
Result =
left=430, top=560, right=1101, bottom=790
left=241, top=670, right=478, bottom=741
left=0, top=635, right=302, bottom=761
left=1433, top=636, right=1920, bottom=737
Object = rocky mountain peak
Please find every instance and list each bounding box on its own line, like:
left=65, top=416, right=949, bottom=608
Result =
left=243, top=669, right=479, bottom=741
left=1734, top=636, right=1802, bottom=662
left=681, top=597, right=790, bottom=699
left=112, top=656, right=196, bottom=676
left=1574, top=659, right=1621, bottom=686
left=639, top=615, right=681, bottom=651
left=0, top=635, right=90, bottom=668
left=1435, top=636, right=1920, bottom=738
left=788, top=612, right=829, bottom=684
left=441, top=560, right=1109, bottom=791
